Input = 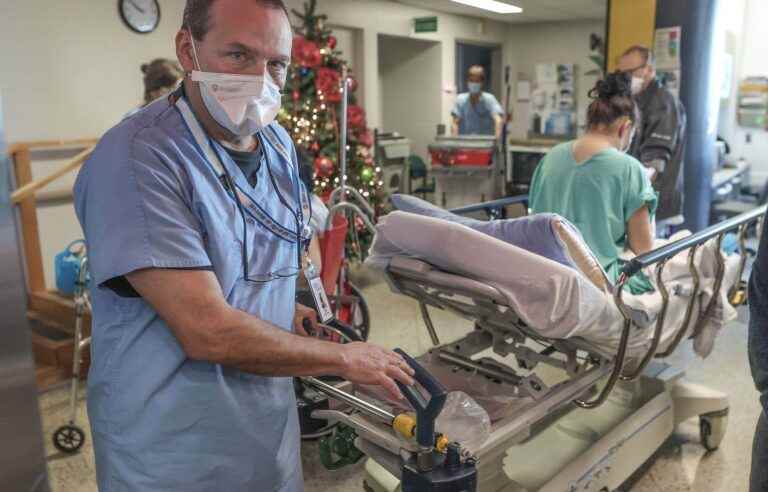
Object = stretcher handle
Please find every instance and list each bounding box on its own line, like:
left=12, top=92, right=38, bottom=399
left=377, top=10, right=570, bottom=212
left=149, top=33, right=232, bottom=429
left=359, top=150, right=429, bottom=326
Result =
left=393, top=348, right=447, bottom=448
left=622, top=205, right=767, bottom=277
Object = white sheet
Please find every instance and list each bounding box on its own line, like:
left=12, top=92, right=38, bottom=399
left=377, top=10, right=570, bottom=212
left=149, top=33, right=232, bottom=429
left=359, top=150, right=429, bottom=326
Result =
left=367, top=211, right=739, bottom=359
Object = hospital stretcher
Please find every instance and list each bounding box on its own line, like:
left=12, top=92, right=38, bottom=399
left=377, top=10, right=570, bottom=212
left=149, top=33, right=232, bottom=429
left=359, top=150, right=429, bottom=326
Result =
left=306, top=200, right=766, bottom=492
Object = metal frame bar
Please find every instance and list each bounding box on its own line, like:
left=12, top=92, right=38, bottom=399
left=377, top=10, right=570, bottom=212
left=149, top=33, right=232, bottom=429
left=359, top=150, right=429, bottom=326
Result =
left=449, top=194, right=530, bottom=219
left=619, top=259, right=670, bottom=381
left=729, top=224, right=750, bottom=301
left=574, top=275, right=632, bottom=409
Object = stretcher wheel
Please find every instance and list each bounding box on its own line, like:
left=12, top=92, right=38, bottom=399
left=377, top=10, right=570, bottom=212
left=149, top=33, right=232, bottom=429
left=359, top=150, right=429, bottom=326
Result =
left=53, top=424, right=85, bottom=454
left=700, top=412, right=728, bottom=452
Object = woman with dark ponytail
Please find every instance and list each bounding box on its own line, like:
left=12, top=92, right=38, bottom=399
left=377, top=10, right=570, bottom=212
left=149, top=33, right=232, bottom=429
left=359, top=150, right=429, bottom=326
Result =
left=529, top=71, right=658, bottom=293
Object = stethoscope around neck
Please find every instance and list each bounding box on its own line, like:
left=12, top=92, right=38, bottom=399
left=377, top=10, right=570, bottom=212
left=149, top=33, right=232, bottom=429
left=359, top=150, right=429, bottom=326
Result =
left=211, top=132, right=311, bottom=284
left=174, top=93, right=311, bottom=284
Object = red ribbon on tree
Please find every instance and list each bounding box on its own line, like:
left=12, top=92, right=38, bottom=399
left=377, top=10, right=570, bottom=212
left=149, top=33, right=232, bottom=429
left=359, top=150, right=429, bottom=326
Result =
left=347, top=105, right=367, bottom=130
left=292, top=35, right=322, bottom=67
left=315, top=67, right=341, bottom=102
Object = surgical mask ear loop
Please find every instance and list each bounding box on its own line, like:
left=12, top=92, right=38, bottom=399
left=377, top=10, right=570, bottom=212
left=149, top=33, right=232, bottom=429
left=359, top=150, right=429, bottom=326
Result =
left=188, top=27, right=203, bottom=72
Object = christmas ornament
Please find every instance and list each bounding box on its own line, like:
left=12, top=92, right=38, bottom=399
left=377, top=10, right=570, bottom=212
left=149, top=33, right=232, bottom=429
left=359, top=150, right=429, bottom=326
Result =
left=360, top=167, right=374, bottom=181
left=346, top=76, right=358, bottom=93
left=299, top=67, right=310, bottom=77
left=292, top=90, right=300, bottom=101
left=327, top=35, right=337, bottom=49
left=314, top=155, right=334, bottom=178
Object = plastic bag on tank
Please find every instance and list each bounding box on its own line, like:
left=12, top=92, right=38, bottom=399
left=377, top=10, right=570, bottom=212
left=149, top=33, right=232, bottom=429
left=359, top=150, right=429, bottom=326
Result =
left=434, top=391, right=491, bottom=453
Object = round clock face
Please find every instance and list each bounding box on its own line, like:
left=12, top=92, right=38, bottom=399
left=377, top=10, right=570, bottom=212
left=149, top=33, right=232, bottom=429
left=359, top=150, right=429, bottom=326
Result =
left=119, top=0, right=161, bottom=34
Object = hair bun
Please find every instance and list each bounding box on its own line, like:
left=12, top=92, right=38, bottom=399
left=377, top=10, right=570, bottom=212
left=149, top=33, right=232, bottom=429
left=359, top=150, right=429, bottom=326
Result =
left=590, top=71, right=632, bottom=100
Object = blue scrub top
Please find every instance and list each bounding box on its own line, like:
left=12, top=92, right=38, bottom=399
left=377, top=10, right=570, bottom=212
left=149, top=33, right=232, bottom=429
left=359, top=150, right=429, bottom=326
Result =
left=452, top=92, right=503, bottom=135
left=74, top=92, right=309, bottom=491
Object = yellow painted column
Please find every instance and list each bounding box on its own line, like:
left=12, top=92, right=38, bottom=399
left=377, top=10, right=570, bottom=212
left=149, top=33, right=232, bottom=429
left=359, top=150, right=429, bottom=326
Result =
left=606, top=0, right=657, bottom=72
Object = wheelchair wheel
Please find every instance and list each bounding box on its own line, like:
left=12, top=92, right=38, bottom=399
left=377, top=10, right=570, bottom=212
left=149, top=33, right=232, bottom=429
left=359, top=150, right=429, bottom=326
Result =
left=53, top=424, right=85, bottom=454
left=348, top=282, right=370, bottom=342
left=700, top=411, right=728, bottom=452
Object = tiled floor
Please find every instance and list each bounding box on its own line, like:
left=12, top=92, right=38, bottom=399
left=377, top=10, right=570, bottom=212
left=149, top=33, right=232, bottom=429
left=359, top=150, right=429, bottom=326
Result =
left=40, top=269, right=761, bottom=491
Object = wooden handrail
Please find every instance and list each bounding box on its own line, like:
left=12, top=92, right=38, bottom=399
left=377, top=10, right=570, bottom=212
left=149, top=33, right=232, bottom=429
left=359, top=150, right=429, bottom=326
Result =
left=8, top=138, right=98, bottom=155
left=10, top=146, right=95, bottom=205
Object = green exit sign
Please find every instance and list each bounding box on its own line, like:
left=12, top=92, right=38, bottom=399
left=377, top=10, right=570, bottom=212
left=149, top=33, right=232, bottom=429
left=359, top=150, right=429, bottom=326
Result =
left=414, top=16, right=438, bottom=33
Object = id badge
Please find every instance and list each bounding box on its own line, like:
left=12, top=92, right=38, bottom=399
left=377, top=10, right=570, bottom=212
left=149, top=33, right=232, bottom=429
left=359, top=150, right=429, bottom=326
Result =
left=305, top=262, right=333, bottom=323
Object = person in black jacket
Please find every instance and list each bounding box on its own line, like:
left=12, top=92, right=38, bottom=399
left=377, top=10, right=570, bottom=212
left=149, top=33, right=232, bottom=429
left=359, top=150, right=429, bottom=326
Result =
left=618, top=46, right=686, bottom=221
left=750, top=216, right=768, bottom=491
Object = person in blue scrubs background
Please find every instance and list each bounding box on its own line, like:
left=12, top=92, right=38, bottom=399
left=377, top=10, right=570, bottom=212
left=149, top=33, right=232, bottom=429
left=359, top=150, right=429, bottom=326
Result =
left=73, top=0, right=414, bottom=490
left=451, top=65, right=504, bottom=138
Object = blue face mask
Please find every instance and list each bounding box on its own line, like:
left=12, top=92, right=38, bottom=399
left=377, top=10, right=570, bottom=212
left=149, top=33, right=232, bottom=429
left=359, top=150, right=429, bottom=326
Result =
left=468, top=82, right=483, bottom=94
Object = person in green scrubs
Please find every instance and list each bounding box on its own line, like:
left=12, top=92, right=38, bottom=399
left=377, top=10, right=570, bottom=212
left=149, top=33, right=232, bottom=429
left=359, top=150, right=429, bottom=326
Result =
left=530, top=72, right=657, bottom=294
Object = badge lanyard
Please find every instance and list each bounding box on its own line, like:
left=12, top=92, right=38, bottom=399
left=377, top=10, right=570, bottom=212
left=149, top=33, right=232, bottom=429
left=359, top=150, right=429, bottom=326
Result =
left=176, top=97, right=312, bottom=283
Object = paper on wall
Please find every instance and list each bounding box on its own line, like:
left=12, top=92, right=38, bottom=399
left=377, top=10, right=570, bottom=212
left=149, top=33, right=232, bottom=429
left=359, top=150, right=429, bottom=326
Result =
left=654, top=26, right=682, bottom=70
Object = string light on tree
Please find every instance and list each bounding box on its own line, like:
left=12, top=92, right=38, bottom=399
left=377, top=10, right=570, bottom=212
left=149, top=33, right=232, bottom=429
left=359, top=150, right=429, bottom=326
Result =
left=279, top=0, right=384, bottom=256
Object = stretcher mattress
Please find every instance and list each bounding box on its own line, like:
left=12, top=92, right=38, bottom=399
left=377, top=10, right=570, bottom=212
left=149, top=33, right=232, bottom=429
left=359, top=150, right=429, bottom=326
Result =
left=367, top=211, right=739, bottom=358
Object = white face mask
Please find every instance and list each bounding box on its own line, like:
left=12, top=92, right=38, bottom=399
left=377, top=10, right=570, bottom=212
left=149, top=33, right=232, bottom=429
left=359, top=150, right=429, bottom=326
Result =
left=189, top=35, right=282, bottom=136
left=630, top=76, right=645, bottom=96
left=621, top=125, right=636, bottom=153
left=468, top=82, right=483, bottom=95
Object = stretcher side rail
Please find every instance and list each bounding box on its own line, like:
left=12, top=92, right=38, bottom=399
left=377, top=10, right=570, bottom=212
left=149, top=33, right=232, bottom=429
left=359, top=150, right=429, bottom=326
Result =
left=449, top=194, right=530, bottom=220
left=622, top=205, right=766, bottom=276
left=616, top=205, right=767, bottom=382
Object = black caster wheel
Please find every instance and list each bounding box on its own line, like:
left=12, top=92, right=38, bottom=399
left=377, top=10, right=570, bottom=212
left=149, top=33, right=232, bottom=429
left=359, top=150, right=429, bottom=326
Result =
left=53, top=424, right=85, bottom=454
left=700, top=411, right=728, bottom=452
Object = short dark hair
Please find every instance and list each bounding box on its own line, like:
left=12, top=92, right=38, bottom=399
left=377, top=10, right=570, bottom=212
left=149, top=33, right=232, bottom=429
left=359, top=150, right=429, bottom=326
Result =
left=586, top=71, right=638, bottom=128
left=183, top=0, right=289, bottom=41
left=621, top=45, right=654, bottom=67
left=467, top=65, right=485, bottom=81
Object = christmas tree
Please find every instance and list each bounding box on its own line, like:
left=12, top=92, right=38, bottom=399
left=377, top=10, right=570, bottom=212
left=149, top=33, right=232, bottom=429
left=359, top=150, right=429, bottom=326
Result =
left=280, top=0, right=383, bottom=211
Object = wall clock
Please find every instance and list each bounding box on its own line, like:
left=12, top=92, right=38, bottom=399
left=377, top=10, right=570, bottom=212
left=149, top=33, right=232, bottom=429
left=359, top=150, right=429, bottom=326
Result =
left=119, top=0, right=161, bottom=34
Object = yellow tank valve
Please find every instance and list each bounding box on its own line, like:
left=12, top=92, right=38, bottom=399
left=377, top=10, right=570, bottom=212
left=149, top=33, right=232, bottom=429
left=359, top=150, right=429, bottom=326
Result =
left=435, top=434, right=450, bottom=453
left=392, top=414, right=416, bottom=439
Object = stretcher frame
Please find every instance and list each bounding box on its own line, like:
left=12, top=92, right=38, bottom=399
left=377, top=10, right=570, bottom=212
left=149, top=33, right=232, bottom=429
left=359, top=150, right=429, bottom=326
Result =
left=314, top=200, right=765, bottom=492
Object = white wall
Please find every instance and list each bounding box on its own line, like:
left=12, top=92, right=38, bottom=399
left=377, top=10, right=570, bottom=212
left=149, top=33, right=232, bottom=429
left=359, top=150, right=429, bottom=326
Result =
left=0, top=0, right=186, bottom=288
left=0, top=0, right=185, bottom=143
left=716, top=0, right=768, bottom=185
left=379, top=35, right=442, bottom=160
left=503, top=19, right=606, bottom=139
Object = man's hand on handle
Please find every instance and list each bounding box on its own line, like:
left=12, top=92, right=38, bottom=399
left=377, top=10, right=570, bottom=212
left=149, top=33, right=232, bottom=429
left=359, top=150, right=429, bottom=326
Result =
left=338, top=342, right=415, bottom=400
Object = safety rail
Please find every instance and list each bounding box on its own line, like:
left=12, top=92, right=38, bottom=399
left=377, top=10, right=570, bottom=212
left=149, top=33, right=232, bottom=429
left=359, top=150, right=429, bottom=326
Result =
left=622, top=205, right=766, bottom=276
left=449, top=194, right=529, bottom=220
left=611, top=205, right=766, bottom=384
left=447, top=196, right=766, bottom=409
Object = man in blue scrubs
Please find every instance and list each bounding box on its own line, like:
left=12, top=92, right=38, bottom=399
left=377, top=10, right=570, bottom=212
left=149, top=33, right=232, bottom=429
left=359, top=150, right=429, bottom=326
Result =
left=451, top=65, right=504, bottom=138
left=74, top=0, right=413, bottom=490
